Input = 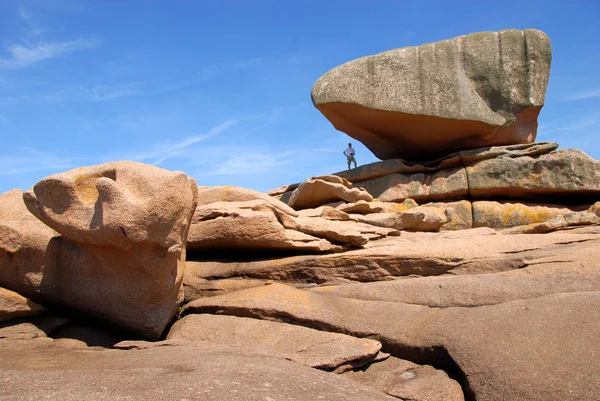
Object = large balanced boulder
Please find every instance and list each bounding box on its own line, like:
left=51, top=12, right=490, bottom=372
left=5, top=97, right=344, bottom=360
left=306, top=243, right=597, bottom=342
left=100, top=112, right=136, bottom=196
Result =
left=21, top=161, right=198, bottom=339
left=312, top=29, right=551, bottom=160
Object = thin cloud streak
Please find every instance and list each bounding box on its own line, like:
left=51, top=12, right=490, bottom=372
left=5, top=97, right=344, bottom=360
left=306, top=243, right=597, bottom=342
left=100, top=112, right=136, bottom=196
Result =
left=544, top=113, right=600, bottom=134
left=564, top=88, right=600, bottom=102
left=0, top=38, right=101, bottom=69
left=19, top=8, right=44, bottom=37
left=130, top=119, right=238, bottom=165
left=0, top=83, right=141, bottom=104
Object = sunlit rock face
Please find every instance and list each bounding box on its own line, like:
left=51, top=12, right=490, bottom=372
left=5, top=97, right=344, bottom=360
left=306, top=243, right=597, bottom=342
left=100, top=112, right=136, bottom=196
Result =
left=20, top=161, right=198, bottom=339
left=312, top=29, right=551, bottom=161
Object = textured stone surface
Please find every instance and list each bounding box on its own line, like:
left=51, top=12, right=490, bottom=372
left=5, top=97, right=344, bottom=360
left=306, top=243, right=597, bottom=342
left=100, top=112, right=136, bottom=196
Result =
left=286, top=216, right=399, bottom=246
left=357, top=167, right=468, bottom=203
left=337, top=199, right=418, bottom=214
left=288, top=175, right=373, bottom=210
left=187, top=200, right=339, bottom=253
left=333, top=142, right=558, bottom=184
left=0, top=287, right=45, bottom=323
left=0, top=341, right=397, bottom=401
left=167, top=314, right=382, bottom=371
left=297, top=205, right=354, bottom=221
left=590, top=201, right=600, bottom=217
left=344, top=356, right=464, bottom=401
left=421, top=200, right=473, bottom=230
left=312, top=29, right=551, bottom=160
left=472, top=201, right=584, bottom=228
left=21, top=161, right=198, bottom=339
left=347, top=148, right=600, bottom=204
left=0, top=189, right=57, bottom=298
left=197, top=185, right=298, bottom=216
left=352, top=207, right=448, bottom=232
left=500, top=212, right=600, bottom=234
left=183, top=229, right=600, bottom=298
left=467, top=149, right=600, bottom=199
left=183, top=285, right=600, bottom=401
left=312, top=262, right=600, bottom=308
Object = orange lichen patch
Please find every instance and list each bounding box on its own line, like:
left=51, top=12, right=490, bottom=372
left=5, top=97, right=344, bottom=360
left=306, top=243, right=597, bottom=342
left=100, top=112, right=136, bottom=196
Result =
left=390, top=198, right=419, bottom=212
left=74, top=173, right=103, bottom=205
left=499, top=204, right=560, bottom=226
left=474, top=201, right=575, bottom=229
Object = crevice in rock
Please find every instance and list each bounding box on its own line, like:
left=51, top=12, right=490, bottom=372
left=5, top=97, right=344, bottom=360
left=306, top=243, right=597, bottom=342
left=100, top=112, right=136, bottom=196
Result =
left=180, top=306, right=477, bottom=401
left=498, top=237, right=597, bottom=255
left=186, top=247, right=343, bottom=262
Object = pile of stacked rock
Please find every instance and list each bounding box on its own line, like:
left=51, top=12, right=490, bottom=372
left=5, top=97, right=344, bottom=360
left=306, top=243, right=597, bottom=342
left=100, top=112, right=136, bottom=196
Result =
left=1, top=29, right=599, bottom=401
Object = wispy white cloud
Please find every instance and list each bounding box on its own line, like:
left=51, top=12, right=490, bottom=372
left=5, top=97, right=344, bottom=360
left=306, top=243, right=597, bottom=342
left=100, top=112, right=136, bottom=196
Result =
left=132, top=119, right=238, bottom=165
left=197, top=56, right=268, bottom=81
left=0, top=38, right=101, bottom=69
left=543, top=113, right=600, bottom=134
left=81, top=84, right=140, bottom=101
left=19, top=8, right=44, bottom=37
left=564, top=88, right=600, bottom=102
left=0, top=83, right=140, bottom=104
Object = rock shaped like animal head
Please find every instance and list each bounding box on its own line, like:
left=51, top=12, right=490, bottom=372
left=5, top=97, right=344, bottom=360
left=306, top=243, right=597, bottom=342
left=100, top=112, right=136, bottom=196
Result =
left=23, top=161, right=198, bottom=250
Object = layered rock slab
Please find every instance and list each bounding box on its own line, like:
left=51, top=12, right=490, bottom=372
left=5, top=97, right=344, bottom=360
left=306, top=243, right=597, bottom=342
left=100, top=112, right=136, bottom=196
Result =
left=21, top=161, right=198, bottom=339
left=332, top=142, right=558, bottom=185
left=183, top=284, right=600, bottom=401
left=312, top=29, right=551, bottom=160
left=472, top=200, right=588, bottom=228
left=288, top=175, right=372, bottom=210
left=466, top=148, right=600, bottom=199
left=351, top=148, right=600, bottom=204
left=311, top=262, right=600, bottom=308
left=197, top=185, right=298, bottom=216
left=183, top=228, right=600, bottom=299
left=351, top=207, right=448, bottom=232
left=187, top=200, right=339, bottom=253
left=0, top=287, right=45, bottom=323
left=0, top=341, right=398, bottom=401
left=167, top=314, right=382, bottom=372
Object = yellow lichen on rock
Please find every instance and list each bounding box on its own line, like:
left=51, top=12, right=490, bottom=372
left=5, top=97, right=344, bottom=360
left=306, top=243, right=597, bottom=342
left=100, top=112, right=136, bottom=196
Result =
left=74, top=173, right=102, bottom=205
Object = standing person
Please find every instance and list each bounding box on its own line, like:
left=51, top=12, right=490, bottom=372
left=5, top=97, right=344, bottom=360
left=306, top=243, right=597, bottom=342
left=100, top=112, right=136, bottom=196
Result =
left=343, top=143, right=357, bottom=170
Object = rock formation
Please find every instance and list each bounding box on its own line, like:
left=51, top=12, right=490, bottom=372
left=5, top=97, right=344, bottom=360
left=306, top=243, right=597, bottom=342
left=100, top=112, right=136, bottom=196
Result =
left=1, top=28, right=599, bottom=401
left=312, top=29, right=552, bottom=160
left=14, top=161, right=198, bottom=339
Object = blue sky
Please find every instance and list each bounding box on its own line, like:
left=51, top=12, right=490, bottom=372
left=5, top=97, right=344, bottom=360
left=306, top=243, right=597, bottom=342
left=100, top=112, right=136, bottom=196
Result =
left=0, top=0, right=599, bottom=194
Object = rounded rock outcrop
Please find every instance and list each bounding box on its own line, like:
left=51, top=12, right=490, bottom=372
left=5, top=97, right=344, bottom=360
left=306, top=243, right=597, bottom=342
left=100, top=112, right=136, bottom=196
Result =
left=312, top=29, right=552, bottom=160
